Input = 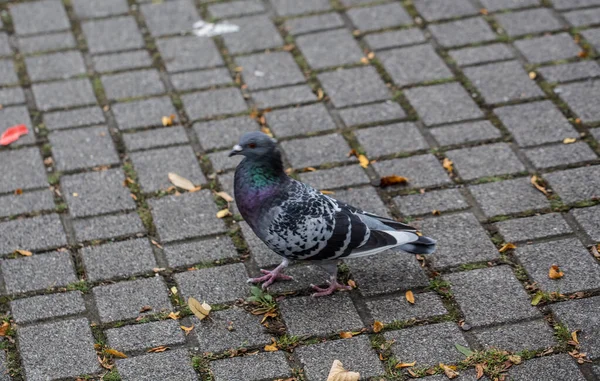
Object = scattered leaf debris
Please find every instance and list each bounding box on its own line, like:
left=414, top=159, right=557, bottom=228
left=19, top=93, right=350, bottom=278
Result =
left=380, top=175, right=408, bottom=187
left=339, top=331, right=354, bottom=339
left=405, top=290, right=415, bottom=304
left=180, top=325, right=194, bottom=335
left=0, top=321, right=10, bottom=336
left=167, top=311, right=180, bottom=320
left=321, top=190, right=335, bottom=195
left=395, top=361, right=416, bottom=369
left=0, top=124, right=28, bottom=146
left=326, top=360, right=360, bottom=381
left=264, top=338, right=279, bottom=352
left=188, top=297, right=211, bottom=320
left=105, top=348, right=127, bottom=359
left=498, top=243, right=516, bottom=253
left=373, top=321, right=383, bottom=333
left=216, top=208, right=232, bottom=218
left=563, top=137, right=577, bottom=144
left=139, top=305, right=152, bottom=313
left=168, top=172, right=200, bottom=192
left=14, top=249, right=32, bottom=257
left=215, top=191, right=234, bottom=203
left=347, top=279, right=357, bottom=288
left=530, top=175, right=549, bottom=196
left=14, top=188, right=23, bottom=195
left=549, top=264, right=564, bottom=280
left=147, top=345, right=169, bottom=353
left=442, top=158, right=453, bottom=174
left=358, top=154, right=369, bottom=168
left=161, top=114, right=176, bottom=127
left=531, top=291, right=543, bottom=306
left=440, top=363, right=459, bottom=379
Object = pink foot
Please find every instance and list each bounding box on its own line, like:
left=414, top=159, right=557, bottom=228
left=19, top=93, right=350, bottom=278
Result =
left=310, top=280, right=352, bottom=297
left=248, top=268, right=293, bottom=289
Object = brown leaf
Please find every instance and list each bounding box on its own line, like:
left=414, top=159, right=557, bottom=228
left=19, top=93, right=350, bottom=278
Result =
left=442, top=158, right=453, bottom=174
left=188, top=297, right=211, bottom=320
left=14, top=249, right=32, bottom=257
left=499, top=243, right=516, bottom=253
left=98, top=355, right=113, bottom=370
left=479, top=8, right=488, bottom=15
left=347, top=149, right=358, bottom=157
left=168, top=172, right=197, bottom=191
left=373, top=321, right=384, bottom=333
left=578, top=50, right=588, bottom=58
left=432, top=209, right=441, bottom=216
left=215, top=191, right=234, bottom=203
left=358, top=154, right=369, bottom=169
left=167, top=311, right=180, bottom=320
left=347, top=279, right=357, bottom=289
left=405, top=290, right=415, bottom=304
left=0, top=321, right=10, bottom=336
left=105, top=348, right=128, bottom=359
left=475, top=364, right=484, bottom=379
left=264, top=338, right=279, bottom=352
left=161, top=114, right=176, bottom=127
left=395, top=361, right=416, bottom=369
left=440, top=363, right=459, bottom=379
left=530, top=175, right=549, bottom=196
left=549, top=264, right=564, bottom=279
left=380, top=175, right=409, bottom=187
left=151, top=239, right=163, bottom=249
left=563, top=137, right=577, bottom=144
left=139, top=305, right=152, bottom=313
left=339, top=331, right=354, bottom=339
left=14, top=188, right=23, bottom=195
left=180, top=325, right=194, bottom=335
left=304, top=167, right=317, bottom=172
left=326, top=360, right=360, bottom=381
left=147, top=345, right=169, bottom=353
left=591, top=244, right=600, bottom=260
left=216, top=208, right=232, bottom=218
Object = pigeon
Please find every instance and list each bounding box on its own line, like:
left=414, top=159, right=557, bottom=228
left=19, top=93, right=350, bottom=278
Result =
left=230, top=132, right=436, bottom=297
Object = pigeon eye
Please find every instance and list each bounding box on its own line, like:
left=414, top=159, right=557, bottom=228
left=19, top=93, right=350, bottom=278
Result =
left=248, top=143, right=257, bottom=149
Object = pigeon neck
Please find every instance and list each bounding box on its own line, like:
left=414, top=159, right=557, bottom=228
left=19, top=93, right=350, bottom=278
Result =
left=242, top=153, right=287, bottom=189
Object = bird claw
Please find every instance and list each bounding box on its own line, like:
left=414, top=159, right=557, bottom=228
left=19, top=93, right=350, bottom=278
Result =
left=247, top=268, right=293, bottom=289
left=310, top=280, right=352, bottom=297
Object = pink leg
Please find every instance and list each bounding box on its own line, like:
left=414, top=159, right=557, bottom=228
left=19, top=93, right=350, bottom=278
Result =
left=247, top=259, right=292, bottom=289
left=311, top=276, right=352, bottom=297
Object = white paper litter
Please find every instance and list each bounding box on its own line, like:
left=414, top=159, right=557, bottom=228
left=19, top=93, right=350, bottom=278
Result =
left=192, top=19, right=240, bottom=37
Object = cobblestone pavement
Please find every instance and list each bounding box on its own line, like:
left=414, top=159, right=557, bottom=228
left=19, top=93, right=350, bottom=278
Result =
left=0, top=0, right=599, bottom=380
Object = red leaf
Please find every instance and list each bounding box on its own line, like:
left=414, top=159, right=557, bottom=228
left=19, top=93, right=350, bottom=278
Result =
left=0, top=125, right=28, bottom=146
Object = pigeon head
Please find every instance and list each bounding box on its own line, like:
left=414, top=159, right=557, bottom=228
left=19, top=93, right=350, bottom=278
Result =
left=229, top=131, right=277, bottom=160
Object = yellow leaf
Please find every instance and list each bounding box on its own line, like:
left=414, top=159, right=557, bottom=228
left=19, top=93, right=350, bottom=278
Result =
left=264, top=338, right=278, bottom=352
left=161, top=114, right=176, bottom=126
left=380, top=175, right=409, bottom=187
left=549, top=264, right=564, bottom=279
left=571, top=331, right=579, bottom=345
left=320, top=190, right=335, bottom=195
left=0, top=321, right=10, bottom=336
left=261, top=126, right=273, bottom=137
left=499, top=243, right=516, bottom=252
left=528, top=71, right=537, bottom=80
left=326, top=360, right=360, bottom=381
left=340, top=331, right=354, bottom=339
left=147, top=345, right=169, bottom=353
left=317, top=88, right=324, bottom=100
left=14, top=249, right=32, bottom=257
left=395, top=361, right=416, bottom=369
left=563, top=137, right=577, bottom=144
left=168, top=172, right=197, bottom=191
left=216, top=209, right=232, bottom=218
left=373, top=321, right=384, bottom=333
left=105, top=348, right=128, bottom=359
left=440, top=363, right=459, bottom=379
left=170, top=286, right=178, bottom=295
left=442, top=158, right=453, bottom=173
left=530, top=175, right=549, bottom=196
left=180, top=325, right=194, bottom=336
left=215, top=191, right=234, bottom=203
left=358, top=154, right=369, bottom=168
left=167, top=311, right=180, bottom=320
left=188, top=297, right=211, bottom=320
left=405, top=290, right=415, bottom=304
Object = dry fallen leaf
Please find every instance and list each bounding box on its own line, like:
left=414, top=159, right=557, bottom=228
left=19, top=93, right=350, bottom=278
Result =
left=405, top=290, right=415, bottom=304
left=373, top=321, right=384, bottom=333
left=530, top=175, right=549, bottom=196
left=167, top=311, right=180, bottom=320
left=215, top=191, right=234, bottom=203
left=347, top=279, right=357, bottom=288
left=563, top=137, right=577, bottom=144
left=508, top=355, right=522, bottom=365
left=261, top=126, right=273, bottom=137
left=14, top=249, right=32, bottom=257
left=475, top=363, right=484, bottom=379
left=304, top=167, right=316, bottom=172
left=188, top=297, right=211, bottom=320
left=0, top=321, right=10, bottom=336
left=139, top=305, right=152, bottom=313
left=147, top=346, right=169, bottom=353
left=180, top=325, right=194, bottom=335
left=170, top=286, right=178, bottom=295
left=216, top=209, right=232, bottom=218
left=578, top=50, right=588, bottom=58
left=442, top=158, right=453, bottom=173
left=380, top=175, right=409, bottom=187
left=480, top=8, right=488, bottom=15
left=161, top=114, right=176, bottom=127
left=358, top=154, right=369, bottom=168
left=151, top=239, right=163, bottom=249
left=321, top=190, right=335, bottom=195
left=339, top=331, right=354, bottom=339
left=432, top=210, right=441, bottom=216
left=105, top=348, right=128, bottom=359
left=499, top=243, right=516, bottom=253
left=264, top=338, right=279, bottom=352
left=440, top=363, right=459, bottom=379
left=326, top=360, right=360, bottom=381
left=395, top=361, right=416, bottom=369
left=571, top=331, right=580, bottom=345
left=14, top=188, right=23, bottom=195
left=168, top=172, right=197, bottom=191
left=592, top=244, right=600, bottom=260
left=317, top=88, right=324, bottom=100
left=549, top=264, right=564, bottom=279
left=528, top=71, right=537, bottom=80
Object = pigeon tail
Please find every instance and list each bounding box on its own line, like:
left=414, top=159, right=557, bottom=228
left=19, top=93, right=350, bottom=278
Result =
left=397, top=235, right=436, bottom=255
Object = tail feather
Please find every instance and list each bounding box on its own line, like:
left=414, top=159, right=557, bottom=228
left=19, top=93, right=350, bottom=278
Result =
left=398, top=235, right=436, bottom=255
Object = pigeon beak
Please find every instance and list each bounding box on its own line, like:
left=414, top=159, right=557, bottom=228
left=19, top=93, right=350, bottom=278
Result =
left=229, top=144, right=243, bottom=157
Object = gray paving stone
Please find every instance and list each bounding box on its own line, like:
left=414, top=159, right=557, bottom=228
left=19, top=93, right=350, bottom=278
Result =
left=356, top=122, right=428, bottom=157
left=346, top=250, right=429, bottom=296
left=268, top=264, right=329, bottom=293
left=44, top=106, right=106, bottom=130
left=106, top=320, right=185, bottom=353
left=385, top=322, right=470, bottom=366
left=236, top=51, right=304, bottom=90
left=123, top=126, right=188, bottom=152
left=285, top=12, right=344, bottom=36
left=495, top=101, right=578, bottom=147
left=515, top=33, right=581, bottom=64
left=470, top=178, right=550, bottom=217
left=207, top=149, right=243, bottom=172
left=208, top=0, right=265, bottom=18
left=340, top=0, right=375, bottom=4
left=0, top=189, right=55, bottom=218
left=583, top=28, right=600, bottom=51
left=141, top=0, right=199, bottom=37
left=552, top=0, right=600, bottom=9
left=221, top=15, right=283, bottom=54
left=266, top=103, right=335, bottom=138
left=364, top=28, right=427, bottom=51
left=449, top=43, right=515, bottom=67
left=299, top=165, right=370, bottom=191
left=347, top=3, right=412, bottom=32
left=546, top=165, right=600, bottom=204
left=194, top=306, right=271, bottom=353
left=0, top=33, right=12, bottom=56
left=92, top=50, right=153, bottom=73
left=239, top=221, right=281, bottom=268
left=174, top=263, right=249, bottom=303
left=113, top=97, right=176, bottom=130
left=18, top=318, right=99, bottom=381
left=73, top=212, right=145, bottom=242
left=252, top=84, right=317, bottom=109
left=116, top=349, right=197, bottom=381
left=481, top=0, right=540, bottom=11
left=93, top=277, right=172, bottom=323
left=157, top=36, right=223, bottom=73
left=518, top=238, right=600, bottom=294
left=539, top=61, right=600, bottom=83
left=0, top=105, right=34, bottom=146
left=296, top=336, right=384, bottom=381
left=495, top=213, right=572, bottom=242
left=395, top=188, right=469, bottom=216
left=61, top=168, right=136, bottom=218
left=72, top=0, right=129, bottom=18
left=380, top=44, right=453, bottom=87
left=465, top=61, right=544, bottom=104
left=32, top=79, right=97, bottom=111
left=194, top=116, right=258, bottom=151
left=333, top=187, right=390, bottom=217
left=131, top=145, right=205, bottom=192
left=318, top=66, right=391, bottom=108
left=0, top=59, right=17, bottom=86
left=150, top=190, right=227, bottom=242
left=10, top=291, right=85, bottom=324
left=447, top=143, right=526, bottom=181
left=82, top=16, right=145, bottom=54
left=17, top=31, right=76, bottom=54
left=0, top=148, right=47, bottom=194
left=211, top=352, right=291, bottom=381
left=413, top=0, right=478, bottom=21
left=0, top=214, right=67, bottom=255
left=445, top=266, right=541, bottom=327
left=0, top=87, right=26, bottom=106
left=405, top=83, right=483, bottom=126
left=339, top=101, right=406, bottom=127
left=526, top=142, right=597, bottom=169
left=2, top=251, right=76, bottom=293
left=564, top=7, right=600, bottom=26
left=420, top=213, right=499, bottom=268
left=496, top=8, right=565, bottom=37
left=558, top=80, right=600, bottom=123
left=430, top=17, right=497, bottom=47
left=296, top=29, right=363, bottom=69
left=164, top=236, right=237, bottom=268
left=593, top=128, right=600, bottom=141
left=81, top=238, right=156, bottom=281
left=431, top=120, right=501, bottom=146
left=366, top=292, right=447, bottom=324
left=281, top=133, right=354, bottom=168
left=475, top=320, right=556, bottom=352
left=102, top=69, right=165, bottom=100
left=552, top=296, right=600, bottom=359
left=271, top=0, right=330, bottom=16
left=182, top=88, right=247, bottom=120
left=10, top=0, right=70, bottom=35
left=373, top=154, right=452, bottom=189
left=280, top=293, right=363, bottom=336
left=25, top=51, right=86, bottom=82
left=170, top=68, right=233, bottom=92
left=572, top=204, right=600, bottom=241
left=508, top=354, right=586, bottom=380
left=49, top=126, right=119, bottom=172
